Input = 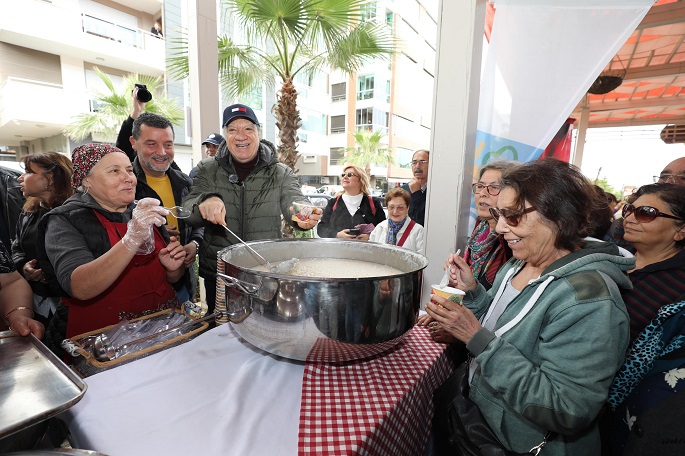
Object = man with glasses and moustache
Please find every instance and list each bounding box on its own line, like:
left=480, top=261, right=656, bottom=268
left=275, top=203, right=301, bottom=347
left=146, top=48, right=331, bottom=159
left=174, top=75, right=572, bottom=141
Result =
left=401, top=149, right=429, bottom=226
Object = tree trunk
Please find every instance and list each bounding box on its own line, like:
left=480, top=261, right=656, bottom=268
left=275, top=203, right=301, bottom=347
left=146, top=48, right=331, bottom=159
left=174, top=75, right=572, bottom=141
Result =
left=274, top=77, right=302, bottom=172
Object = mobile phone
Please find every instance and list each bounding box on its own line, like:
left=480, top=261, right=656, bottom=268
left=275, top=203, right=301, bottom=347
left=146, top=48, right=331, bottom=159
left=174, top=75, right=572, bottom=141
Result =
left=348, top=228, right=361, bottom=236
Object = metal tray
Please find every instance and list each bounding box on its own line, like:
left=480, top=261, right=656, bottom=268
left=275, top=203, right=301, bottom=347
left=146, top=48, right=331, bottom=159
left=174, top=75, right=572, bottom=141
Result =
left=0, top=331, right=87, bottom=440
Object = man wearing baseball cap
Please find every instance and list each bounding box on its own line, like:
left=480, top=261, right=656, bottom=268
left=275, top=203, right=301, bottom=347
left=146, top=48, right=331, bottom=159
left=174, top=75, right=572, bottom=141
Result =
left=201, top=132, right=224, bottom=158
left=182, top=103, right=322, bottom=313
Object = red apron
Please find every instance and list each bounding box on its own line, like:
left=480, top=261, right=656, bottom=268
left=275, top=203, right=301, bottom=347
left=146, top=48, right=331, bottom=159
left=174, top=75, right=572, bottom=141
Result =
left=64, top=210, right=177, bottom=338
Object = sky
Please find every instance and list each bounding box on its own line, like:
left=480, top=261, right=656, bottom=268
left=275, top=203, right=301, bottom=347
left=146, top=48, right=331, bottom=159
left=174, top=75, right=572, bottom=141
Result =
left=577, top=125, right=685, bottom=195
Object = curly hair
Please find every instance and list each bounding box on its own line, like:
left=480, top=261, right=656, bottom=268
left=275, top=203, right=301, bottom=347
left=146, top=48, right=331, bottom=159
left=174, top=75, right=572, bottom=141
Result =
left=385, top=187, right=410, bottom=207
left=501, top=158, right=599, bottom=251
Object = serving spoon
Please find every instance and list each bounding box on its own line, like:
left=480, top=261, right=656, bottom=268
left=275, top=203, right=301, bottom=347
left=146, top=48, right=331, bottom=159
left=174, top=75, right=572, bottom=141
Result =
left=220, top=224, right=299, bottom=274
left=133, top=200, right=192, bottom=219
left=92, top=311, right=220, bottom=361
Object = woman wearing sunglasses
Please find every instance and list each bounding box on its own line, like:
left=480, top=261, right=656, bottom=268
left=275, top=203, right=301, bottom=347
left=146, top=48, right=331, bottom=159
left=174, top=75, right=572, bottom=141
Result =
left=427, top=158, right=633, bottom=456
left=605, top=184, right=685, bottom=455
left=317, top=165, right=386, bottom=240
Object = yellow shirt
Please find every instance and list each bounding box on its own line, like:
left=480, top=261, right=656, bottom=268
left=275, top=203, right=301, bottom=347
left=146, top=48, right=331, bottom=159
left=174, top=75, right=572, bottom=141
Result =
left=145, top=175, right=175, bottom=226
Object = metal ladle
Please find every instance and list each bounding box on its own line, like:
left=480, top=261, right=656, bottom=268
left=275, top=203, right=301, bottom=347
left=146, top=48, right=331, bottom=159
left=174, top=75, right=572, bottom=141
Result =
left=220, top=224, right=298, bottom=274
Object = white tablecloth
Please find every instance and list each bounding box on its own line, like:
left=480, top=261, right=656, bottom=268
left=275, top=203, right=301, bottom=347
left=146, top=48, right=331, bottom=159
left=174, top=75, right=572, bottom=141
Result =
left=62, top=324, right=305, bottom=456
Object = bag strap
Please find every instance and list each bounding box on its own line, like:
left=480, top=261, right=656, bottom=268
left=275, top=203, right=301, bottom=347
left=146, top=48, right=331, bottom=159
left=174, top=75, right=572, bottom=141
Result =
left=528, top=431, right=554, bottom=455
left=332, top=194, right=376, bottom=216
left=397, top=220, right=416, bottom=247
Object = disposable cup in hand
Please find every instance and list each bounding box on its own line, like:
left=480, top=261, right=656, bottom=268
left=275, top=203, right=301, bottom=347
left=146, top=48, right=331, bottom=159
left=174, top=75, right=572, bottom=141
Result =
left=431, top=285, right=466, bottom=304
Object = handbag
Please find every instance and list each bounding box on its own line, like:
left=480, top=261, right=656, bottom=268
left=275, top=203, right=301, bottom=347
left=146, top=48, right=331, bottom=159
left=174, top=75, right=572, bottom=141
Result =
left=432, top=361, right=553, bottom=456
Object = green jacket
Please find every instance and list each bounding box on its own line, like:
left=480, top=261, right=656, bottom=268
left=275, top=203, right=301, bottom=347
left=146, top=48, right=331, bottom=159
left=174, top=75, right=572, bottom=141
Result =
left=182, top=139, right=308, bottom=279
left=463, top=240, right=633, bottom=455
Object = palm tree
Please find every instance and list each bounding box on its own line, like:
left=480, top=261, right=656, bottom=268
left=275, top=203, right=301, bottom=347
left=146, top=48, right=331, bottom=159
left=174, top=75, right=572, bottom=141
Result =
left=344, top=129, right=394, bottom=177
left=64, top=67, right=184, bottom=142
left=167, top=0, right=395, bottom=171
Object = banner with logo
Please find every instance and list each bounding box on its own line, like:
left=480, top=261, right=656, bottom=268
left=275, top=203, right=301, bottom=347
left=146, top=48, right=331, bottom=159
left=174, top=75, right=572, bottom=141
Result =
left=474, top=0, right=653, bottom=173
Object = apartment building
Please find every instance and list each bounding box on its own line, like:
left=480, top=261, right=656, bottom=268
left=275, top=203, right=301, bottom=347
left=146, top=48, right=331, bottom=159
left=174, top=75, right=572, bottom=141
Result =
left=1, top=0, right=437, bottom=183
left=0, top=0, right=171, bottom=165
left=295, top=0, right=438, bottom=193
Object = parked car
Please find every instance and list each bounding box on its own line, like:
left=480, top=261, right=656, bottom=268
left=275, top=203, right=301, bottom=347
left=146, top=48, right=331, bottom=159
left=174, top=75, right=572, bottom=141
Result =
left=304, top=193, right=331, bottom=209
left=316, top=185, right=343, bottom=196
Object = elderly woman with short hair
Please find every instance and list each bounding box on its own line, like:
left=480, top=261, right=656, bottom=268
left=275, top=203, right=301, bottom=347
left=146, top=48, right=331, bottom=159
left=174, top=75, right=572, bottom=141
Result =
left=428, top=158, right=632, bottom=455
left=369, top=187, right=424, bottom=252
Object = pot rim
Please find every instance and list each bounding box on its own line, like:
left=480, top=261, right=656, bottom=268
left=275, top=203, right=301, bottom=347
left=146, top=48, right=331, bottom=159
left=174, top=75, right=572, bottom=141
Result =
left=218, top=238, right=428, bottom=281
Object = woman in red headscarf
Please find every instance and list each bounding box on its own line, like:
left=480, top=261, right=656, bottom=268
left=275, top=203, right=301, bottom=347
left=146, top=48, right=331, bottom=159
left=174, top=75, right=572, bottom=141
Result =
left=37, top=144, right=186, bottom=355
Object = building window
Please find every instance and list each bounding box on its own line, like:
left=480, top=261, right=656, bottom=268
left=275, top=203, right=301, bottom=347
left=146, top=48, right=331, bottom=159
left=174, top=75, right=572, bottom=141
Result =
left=386, top=10, right=394, bottom=28
left=356, top=108, right=388, bottom=132
left=331, top=82, right=346, bottom=101
left=237, top=84, right=263, bottom=110
left=330, top=147, right=345, bottom=166
left=385, top=80, right=391, bottom=103
left=357, top=75, right=375, bottom=100
left=356, top=108, right=373, bottom=131
left=360, top=2, right=377, bottom=22
left=396, top=147, right=414, bottom=169
left=331, top=115, right=345, bottom=134
left=301, top=108, right=327, bottom=135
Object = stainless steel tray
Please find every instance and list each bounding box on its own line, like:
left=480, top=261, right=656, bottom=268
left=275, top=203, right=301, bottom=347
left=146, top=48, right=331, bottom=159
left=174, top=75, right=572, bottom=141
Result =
left=0, top=331, right=87, bottom=440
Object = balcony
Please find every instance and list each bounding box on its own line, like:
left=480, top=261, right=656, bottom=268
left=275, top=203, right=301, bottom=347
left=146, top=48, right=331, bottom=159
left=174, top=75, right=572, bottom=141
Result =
left=0, top=77, right=87, bottom=144
left=0, top=0, right=165, bottom=75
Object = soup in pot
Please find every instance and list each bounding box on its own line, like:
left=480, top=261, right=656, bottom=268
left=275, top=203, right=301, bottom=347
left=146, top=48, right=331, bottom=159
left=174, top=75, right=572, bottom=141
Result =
left=252, top=258, right=403, bottom=278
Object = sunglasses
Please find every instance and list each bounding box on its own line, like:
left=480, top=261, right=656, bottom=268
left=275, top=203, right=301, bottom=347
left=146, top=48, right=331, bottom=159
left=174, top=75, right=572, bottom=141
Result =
left=488, top=206, right=536, bottom=227
left=341, top=172, right=357, bottom=178
left=472, top=183, right=502, bottom=196
left=622, top=203, right=682, bottom=223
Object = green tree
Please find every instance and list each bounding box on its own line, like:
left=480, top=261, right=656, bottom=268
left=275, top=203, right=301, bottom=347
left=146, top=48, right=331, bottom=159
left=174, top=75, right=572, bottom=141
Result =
left=64, top=67, right=184, bottom=142
left=344, top=129, right=394, bottom=176
left=167, top=0, right=395, bottom=171
left=594, top=177, right=620, bottom=200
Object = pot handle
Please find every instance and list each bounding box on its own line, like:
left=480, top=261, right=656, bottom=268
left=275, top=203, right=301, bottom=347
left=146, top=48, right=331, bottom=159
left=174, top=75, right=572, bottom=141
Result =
left=216, top=272, right=260, bottom=295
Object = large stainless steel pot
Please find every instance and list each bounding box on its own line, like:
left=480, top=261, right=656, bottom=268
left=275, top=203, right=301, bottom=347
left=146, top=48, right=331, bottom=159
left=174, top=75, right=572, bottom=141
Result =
left=216, top=239, right=428, bottom=362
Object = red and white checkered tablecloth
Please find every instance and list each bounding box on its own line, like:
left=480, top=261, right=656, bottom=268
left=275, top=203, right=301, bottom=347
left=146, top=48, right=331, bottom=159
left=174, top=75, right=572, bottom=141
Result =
left=298, top=325, right=454, bottom=456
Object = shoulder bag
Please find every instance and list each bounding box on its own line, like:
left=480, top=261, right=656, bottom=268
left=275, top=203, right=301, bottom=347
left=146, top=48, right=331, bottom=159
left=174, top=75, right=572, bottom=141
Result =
left=432, top=361, right=553, bottom=456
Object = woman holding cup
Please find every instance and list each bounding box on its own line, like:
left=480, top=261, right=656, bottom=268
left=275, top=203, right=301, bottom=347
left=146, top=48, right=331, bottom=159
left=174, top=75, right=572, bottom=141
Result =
left=428, top=158, right=633, bottom=455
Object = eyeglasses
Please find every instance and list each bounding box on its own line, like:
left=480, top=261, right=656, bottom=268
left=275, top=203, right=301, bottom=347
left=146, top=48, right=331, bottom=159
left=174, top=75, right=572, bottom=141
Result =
left=387, top=205, right=407, bottom=211
left=622, top=203, right=682, bottom=223
left=341, top=172, right=357, bottom=178
left=488, top=206, right=536, bottom=227
left=472, top=183, right=502, bottom=196
left=410, top=160, right=428, bottom=166
left=653, top=174, right=685, bottom=184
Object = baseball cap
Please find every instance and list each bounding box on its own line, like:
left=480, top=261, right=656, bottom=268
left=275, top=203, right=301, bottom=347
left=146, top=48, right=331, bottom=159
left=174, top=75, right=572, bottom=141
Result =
left=201, top=133, right=224, bottom=146
left=222, top=103, right=260, bottom=127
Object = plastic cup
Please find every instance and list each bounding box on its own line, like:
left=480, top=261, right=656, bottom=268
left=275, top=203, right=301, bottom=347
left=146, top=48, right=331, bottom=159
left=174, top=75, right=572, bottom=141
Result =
left=431, top=285, right=466, bottom=304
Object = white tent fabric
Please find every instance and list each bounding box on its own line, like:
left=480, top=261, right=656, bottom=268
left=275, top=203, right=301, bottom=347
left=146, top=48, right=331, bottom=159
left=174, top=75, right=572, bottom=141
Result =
left=476, top=0, right=653, bottom=165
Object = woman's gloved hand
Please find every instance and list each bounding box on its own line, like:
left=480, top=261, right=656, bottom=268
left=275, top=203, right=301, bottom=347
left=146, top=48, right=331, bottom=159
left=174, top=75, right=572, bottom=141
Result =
left=121, top=198, right=168, bottom=255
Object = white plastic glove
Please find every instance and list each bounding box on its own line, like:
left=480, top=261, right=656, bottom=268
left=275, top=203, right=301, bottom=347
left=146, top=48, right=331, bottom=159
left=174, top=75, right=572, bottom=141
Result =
left=121, top=198, right=168, bottom=255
